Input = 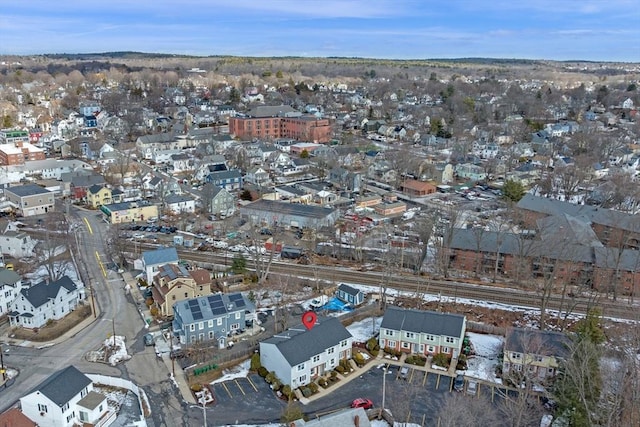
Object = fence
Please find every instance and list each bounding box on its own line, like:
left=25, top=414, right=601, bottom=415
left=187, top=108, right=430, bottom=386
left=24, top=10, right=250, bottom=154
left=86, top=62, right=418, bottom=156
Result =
left=466, top=320, right=506, bottom=336
left=87, top=374, right=148, bottom=427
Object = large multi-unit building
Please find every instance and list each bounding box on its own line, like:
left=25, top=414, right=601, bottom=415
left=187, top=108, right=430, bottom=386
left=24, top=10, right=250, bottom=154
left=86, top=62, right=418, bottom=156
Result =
left=229, top=105, right=331, bottom=143
left=260, top=316, right=353, bottom=388
left=4, top=184, right=55, bottom=217
left=378, top=307, right=467, bottom=359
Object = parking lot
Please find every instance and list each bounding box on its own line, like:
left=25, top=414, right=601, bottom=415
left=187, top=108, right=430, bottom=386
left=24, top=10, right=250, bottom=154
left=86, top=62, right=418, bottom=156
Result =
left=208, top=373, right=286, bottom=425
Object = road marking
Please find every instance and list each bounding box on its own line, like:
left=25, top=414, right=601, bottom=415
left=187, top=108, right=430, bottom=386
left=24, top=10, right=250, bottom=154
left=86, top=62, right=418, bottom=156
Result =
left=436, top=374, right=442, bottom=390
left=83, top=217, right=93, bottom=234
left=422, top=371, right=428, bottom=386
left=408, top=368, right=415, bottom=383
left=235, top=379, right=245, bottom=395
left=246, top=376, right=258, bottom=392
left=95, top=251, right=107, bottom=277
left=222, top=383, right=232, bottom=398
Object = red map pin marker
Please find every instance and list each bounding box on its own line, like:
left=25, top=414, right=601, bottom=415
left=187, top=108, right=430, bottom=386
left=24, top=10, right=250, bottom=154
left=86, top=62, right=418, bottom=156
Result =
left=302, top=311, right=317, bottom=330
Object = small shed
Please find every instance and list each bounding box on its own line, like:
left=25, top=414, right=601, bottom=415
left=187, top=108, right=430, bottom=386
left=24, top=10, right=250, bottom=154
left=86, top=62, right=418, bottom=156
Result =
left=336, top=283, right=365, bottom=306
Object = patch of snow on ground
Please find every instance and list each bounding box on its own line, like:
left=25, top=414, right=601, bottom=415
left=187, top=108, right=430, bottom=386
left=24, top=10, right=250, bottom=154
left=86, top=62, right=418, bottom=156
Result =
left=103, top=335, right=131, bottom=365
left=347, top=316, right=382, bottom=342
left=463, top=332, right=503, bottom=383
left=210, top=359, right=251, bottom=385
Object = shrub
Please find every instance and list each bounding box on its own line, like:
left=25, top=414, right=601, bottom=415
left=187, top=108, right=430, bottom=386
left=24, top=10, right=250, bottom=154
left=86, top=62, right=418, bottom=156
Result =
left=406, top=355, right=427, bottom=366
left=318, top=378, right=327, bottom=388
left=456, top=354, right=468, bottom=370
left=190, top=384, right=203, bottom=392
left=308, top=382, right=318, bottom=393
left=281, top=385, right=293, bottom=399
left=257, top=367, right=268, bottom=377
left=353, top=352, right=366, bottom=367
left=301, top=387, right=312, bottom=398
left=149, top=306, right=159, bottom=317
left=250, top=353, right=261, bottom=371
left=145, top=297, right=154, bottom=307
left=335, top=365, right=345, bottom=374
left=272, top=380, right=282, bottom=391
left=366, top=337, right=379, bottom=352
left=265, top=372, right=276, bottom=384
left=340, top=359, right=350, bottom=370
left=370, top=348, right=379, bottom=357
left=330, top=371, right=337, bottom=379
left=432, top=352, right=451, bottom=368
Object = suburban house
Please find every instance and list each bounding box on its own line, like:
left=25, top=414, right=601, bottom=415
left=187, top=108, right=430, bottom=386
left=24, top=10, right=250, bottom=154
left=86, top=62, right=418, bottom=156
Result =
left=8, top=276, right=83, bottom=329
left=0, top=228, right=36, bottom=258
left=172, top=292, right=255, bottom=347
left=19, top=365, right=110, bottom=427
left=378, top=307, right=467, bottom=358
left=328, top=167, right=361, bottom=192
left=0, top=268, right=22, bottom=315
left=67, top=172, right=106, bottom=201
left=141, top=247, right=179, bottom=285
left=259, top=316, right=353, bottom=388
left=206, top=169, right=243, bottom=191
left=335, top=283, right=365, bottom=307
left=164, top=194, right=196, bottom=214
left=207, top=185, right=236, bottom=218
left=4, top=184, right=55, bottom=217
left=100, top=201, right=158, bottom=224
left=85, top=185, right=112, bottom=209
left=503, top=327, right=570, bottom=383
left=239, top=199, right=339, bottom=229
left=151, top=263, right=210, bottom=317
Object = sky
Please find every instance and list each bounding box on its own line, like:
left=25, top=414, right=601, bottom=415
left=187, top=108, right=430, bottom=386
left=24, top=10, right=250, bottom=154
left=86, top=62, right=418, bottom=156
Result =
left=0, top=0, right=638, bottom=61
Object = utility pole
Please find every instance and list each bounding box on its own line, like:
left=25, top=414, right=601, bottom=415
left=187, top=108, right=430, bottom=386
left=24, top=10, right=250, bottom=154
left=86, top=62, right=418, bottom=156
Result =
left=0, top=344, right=6, bottom=385
left=112, top=318, right=116, bottom=348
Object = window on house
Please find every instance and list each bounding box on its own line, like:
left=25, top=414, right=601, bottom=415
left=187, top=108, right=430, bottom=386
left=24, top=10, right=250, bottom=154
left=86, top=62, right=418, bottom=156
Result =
left=208, top=320, right=213, bottom=328
left=445, top=337, right=455, bottom=344
left=327, top=347, right=335, bottom=355
left=190, top=324, right=195, bottom=332
left=442, top=346, right=449, bottom=353
left=217, top=318, right=222, bottom=326
left=511, top=353, right=521, bottom=359
left=405, top=332, right=414, bottom=339
left=341, top=340, right=347, bottom=347
left=312, top=355, right=320, bottom=363
left=198, top=322, right=204, bottom=330
left=388, top=340, right=396, bottom=348
left=299, top=375, right=306, bottom=383
left=402, top=342, right=410, bottom=349
left=208, top=331, right=214, bottom=339
left=298, top=363, right=305, bottom=371
left=38, top=404, right=48, bottom=413
left=235, top=312, right=241, bottom=319
left=425, top=334, right=435, bottom=341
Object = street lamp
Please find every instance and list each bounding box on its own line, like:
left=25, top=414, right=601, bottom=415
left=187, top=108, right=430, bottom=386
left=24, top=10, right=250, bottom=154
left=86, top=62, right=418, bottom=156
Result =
left=381, top=366, right=387, bottom=416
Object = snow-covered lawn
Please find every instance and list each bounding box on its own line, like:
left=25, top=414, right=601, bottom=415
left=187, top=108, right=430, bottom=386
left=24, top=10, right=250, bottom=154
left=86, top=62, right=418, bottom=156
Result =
left=346, top=316, right=382, bottom=342
left=463, top=332, right=503, bottom=383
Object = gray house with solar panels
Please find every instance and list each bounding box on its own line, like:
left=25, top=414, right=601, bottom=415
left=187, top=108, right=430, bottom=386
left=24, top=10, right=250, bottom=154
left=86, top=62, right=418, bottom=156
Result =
left=172, top=292, right=255, bottom=348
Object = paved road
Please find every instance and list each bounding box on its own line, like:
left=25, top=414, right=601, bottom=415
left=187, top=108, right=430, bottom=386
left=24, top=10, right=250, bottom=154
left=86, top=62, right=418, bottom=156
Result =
left=0, top=209, right=202, bottom=426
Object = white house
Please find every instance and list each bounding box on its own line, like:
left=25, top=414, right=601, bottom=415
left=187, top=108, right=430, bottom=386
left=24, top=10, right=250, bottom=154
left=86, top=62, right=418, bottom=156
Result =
left=0, top=268, right=22, bottom=316
left=8, top=276, right=84, bottom=329
left=19, top=365, right=109, bottom=427
left=0, top=229, right=36, bottom=258
left=259, top=316, right=353, bottom=388
left=165, top=194, right=196, bottom=214
left=140, top=247, right=179, bottom=284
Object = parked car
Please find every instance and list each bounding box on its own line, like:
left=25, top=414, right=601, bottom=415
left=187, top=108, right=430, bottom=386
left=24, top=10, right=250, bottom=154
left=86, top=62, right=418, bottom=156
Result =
left=351, top=398, right=373, bottom=409
left=454, top=374, right=465, bottom=392
left=143, top=333, right=155, bottom=346
left=466, top=380, right=478, bottom=395
left=133, top=233, right=145, bottom=239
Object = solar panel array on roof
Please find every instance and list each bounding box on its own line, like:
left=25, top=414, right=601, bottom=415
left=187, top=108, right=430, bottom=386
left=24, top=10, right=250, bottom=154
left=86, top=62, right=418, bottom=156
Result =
left=229, top=293, right=246, bottom=308
left=189, top=299, right=203, bottom=320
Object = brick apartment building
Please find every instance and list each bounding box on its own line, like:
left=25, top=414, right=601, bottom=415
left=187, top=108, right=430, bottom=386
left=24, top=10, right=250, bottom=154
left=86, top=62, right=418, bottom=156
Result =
left=229, top=105, right=331, bottom=143
left=0, top=141, right=46, bottom=165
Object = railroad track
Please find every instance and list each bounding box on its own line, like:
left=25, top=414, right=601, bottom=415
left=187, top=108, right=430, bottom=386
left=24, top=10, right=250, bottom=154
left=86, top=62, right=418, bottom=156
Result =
left=138, top=244, right=639, bottom=321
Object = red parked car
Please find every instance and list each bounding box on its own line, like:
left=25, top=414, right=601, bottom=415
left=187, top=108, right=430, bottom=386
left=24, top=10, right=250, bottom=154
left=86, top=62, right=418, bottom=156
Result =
left=351, top=398, right=373, bottom=409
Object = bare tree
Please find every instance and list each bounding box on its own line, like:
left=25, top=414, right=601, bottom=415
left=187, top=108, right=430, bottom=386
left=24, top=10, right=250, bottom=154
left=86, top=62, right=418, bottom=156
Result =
left=35, top=213, right=73, bottom=282
left=436, top=394, right=500, bottom=427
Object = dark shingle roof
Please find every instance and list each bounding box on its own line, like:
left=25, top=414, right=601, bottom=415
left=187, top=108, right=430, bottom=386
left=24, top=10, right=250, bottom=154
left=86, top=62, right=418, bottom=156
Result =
left=380, top=306, right=466, bottom=337
left=6, top=184, right=51, bottom=197
left=20, top=276, right=78, bottom=308
left=33, top=365, right=92, bottom=407
left=262, top=316, right=352, bottom=366
left=505, top=327, right=570, bottom=359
